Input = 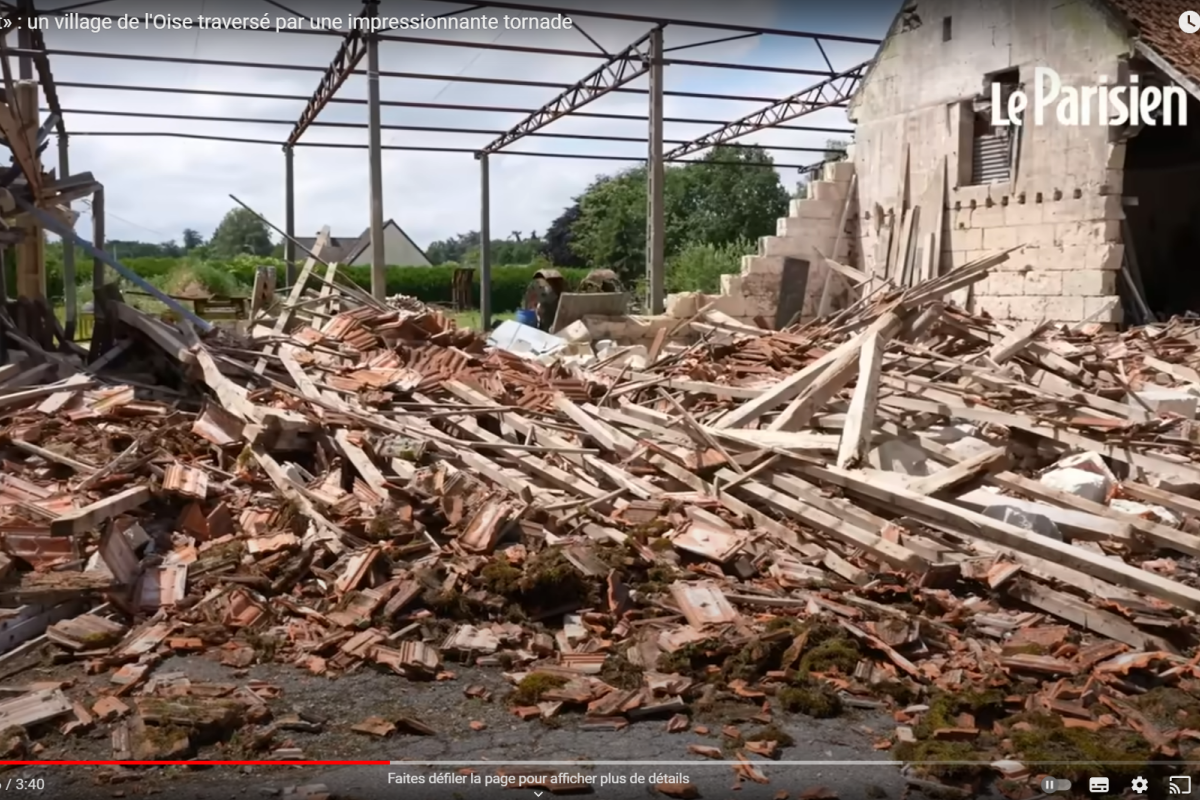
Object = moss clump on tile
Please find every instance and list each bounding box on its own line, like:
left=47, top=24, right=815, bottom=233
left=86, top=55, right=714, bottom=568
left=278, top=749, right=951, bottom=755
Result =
left=891, top=739, right=986, bottom=783
left=599, top=651, right=644, bottom=690
left=480, top=560, right=522, bottom=595
left=656, top=640, right=723, bottom=676
left=721, top=632, right=798, bottom=683
left=798, top=637, right=860, bottom=676
left=1008, top=712, right=1154, bottom=782
left=630, top=518, right=671, bottom=542
left=1133, top=686, right=1200, bottom=729
left=913, top=689, right=1006, bottom=740
left=421, top=587, right=487, bottom=620
left=777, top=681, right=843, bottom=718
left=518, top=548, right=598, bottom=608
left=873, top=680, right=918, bottom=706
left=509, top=673, right=569, bottom=707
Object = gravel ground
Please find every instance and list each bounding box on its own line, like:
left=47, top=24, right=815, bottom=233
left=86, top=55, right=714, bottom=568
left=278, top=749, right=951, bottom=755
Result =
left=1, top=649, right=924, bottom=800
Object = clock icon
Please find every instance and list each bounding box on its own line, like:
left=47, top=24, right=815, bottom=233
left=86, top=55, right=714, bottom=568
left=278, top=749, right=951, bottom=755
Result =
left=1181, top=10, right=1200, bottom=33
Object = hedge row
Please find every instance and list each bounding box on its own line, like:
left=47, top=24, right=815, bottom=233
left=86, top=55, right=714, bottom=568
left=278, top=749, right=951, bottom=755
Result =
left=44, top=259, right=594, bottom=313
left=310, top=264, right=592, bottom=312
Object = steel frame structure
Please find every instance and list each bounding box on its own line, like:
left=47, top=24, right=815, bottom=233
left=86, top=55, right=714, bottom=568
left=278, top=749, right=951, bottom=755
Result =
left=0, top=0, right=880, bottom=332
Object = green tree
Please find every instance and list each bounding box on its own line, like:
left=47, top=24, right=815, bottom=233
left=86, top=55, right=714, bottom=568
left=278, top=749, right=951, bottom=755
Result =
left=682, top=145, right=789, bottom=250
left=182, top=228, right=204, bottom=250
left=540, top=201, right=586, bottom=267
left=209, top=208, right=273, bottom=258
left=568, top=171, right=649, bottom=281
left=568, top=145, right=789, bottom=285
left=665, top=238, right=753, bottom=295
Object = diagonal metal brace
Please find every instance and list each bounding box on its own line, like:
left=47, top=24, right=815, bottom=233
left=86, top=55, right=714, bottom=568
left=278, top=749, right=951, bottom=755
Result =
left=663, top=60, right=870, bottom=161
left=481, top=25, right=661, bottom=155
left=13, top=195, right=214, bottom=332
left=286, top=4, right=373, bottom=147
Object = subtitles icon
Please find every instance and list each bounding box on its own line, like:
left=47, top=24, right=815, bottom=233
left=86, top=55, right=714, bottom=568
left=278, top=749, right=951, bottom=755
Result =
left=1089, top=777, right=1109, bottom=793
left=1182, top=10, right=1200, bottom=33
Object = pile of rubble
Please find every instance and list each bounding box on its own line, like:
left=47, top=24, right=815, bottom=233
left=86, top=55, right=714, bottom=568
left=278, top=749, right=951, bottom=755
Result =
left=384, top=293, right=428, bottom=314
left=3, top=246, right=1200, bottom=793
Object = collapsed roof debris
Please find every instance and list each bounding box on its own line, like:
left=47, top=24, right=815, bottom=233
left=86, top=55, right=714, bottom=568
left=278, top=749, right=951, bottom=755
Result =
left=2, top=244, right=1200, bottom=794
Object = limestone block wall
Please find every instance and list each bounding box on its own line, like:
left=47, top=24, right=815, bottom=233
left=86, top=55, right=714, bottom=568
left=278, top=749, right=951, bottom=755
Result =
left=663, top=160, right=857, bottom=327
left=850, top=0, right=1129, bottom=325
left=946, top=182, right=1125, bottom=323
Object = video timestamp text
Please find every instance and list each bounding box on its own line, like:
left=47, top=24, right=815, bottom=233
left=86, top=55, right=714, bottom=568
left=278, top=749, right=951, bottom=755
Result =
left=2, top=778, right=46, bottom=791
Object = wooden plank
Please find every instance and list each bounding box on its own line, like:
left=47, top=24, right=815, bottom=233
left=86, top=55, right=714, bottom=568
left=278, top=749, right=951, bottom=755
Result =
left=50, top=486, right=151, bottom=537
left=715, top=305, right=904, bottom=430
left=795, top=462, right=1200, bottom=612
left=334, top=431, right=390, bottom=497
left=254, top=226, right=328, bottom=375
left=908, top=446, right=1007, bottom=496
left=726, top=472, right=926, bottom=571
left=771, top=311, right=904, bottom=431
left=0, top=379, right=99, bottom=410
left=35, top=373, right=91, bottom=415
left=878, top=394, right=1200, bottom=483
left=985, top=320, right=1045, bottom=365
left=1007, top=580, right=1174, bottom=652
left=881, top=423, right=1200, bottom=556
left=835, top=331, right=885, bottom=468
left=112, top=304, right=195, bottom=364
left=929, top=157, right=946, bottom=278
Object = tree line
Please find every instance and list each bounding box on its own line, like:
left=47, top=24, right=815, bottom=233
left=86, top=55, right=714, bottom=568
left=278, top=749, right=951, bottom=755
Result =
left=423, top=142, right=847, bottom=292
left=63, top=141, right=849, bottom=298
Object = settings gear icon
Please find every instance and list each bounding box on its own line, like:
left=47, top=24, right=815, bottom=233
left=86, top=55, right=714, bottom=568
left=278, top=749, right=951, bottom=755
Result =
left=1132, top=776, right=1150, bottom=794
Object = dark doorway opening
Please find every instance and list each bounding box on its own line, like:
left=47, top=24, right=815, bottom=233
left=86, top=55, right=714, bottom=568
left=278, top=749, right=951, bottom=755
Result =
left=1123, top=89, right=1200, bottom=322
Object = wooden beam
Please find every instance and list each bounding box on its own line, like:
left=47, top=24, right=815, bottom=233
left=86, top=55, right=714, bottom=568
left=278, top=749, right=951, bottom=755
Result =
left=50, top=486, right=151, bottom=537
left=254, top=227, right=328, bottom=375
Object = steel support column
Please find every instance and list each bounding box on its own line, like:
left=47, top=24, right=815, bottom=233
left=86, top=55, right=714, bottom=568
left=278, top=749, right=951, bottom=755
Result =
left=646, top=26, right=665, bottom=315
left=365, top=0, right=385, bottom=301
left=284, top=145, right=296, bottom=285
left=91, top=186, right=104, bottom=306
left=478, top=151, right=491, bottom=331
left=16, top=19, right=31, bottom=80
left=58, top=132, right=77, bottom=339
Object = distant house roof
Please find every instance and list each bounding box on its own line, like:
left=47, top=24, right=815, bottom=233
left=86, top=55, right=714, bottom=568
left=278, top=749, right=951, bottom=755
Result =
left=294, top=219, right=429, bottom=265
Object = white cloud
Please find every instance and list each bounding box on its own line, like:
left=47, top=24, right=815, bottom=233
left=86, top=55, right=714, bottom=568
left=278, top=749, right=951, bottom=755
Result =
left=38, top=0, right=876, bottom=248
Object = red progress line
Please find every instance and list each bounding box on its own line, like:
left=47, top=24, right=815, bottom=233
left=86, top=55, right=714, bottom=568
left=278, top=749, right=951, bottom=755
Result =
left=0, top=760, right=391, bottom=766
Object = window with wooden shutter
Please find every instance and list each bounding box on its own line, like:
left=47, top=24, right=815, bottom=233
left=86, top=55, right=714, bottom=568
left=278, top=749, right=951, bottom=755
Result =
left=971, top=131, right=1014, bottom=184
left=966, top=72, right=1019, bottom=186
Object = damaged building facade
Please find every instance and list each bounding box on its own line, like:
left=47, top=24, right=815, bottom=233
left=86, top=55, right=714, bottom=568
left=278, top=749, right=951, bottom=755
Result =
left=846, top=0, right=1200, bottom=325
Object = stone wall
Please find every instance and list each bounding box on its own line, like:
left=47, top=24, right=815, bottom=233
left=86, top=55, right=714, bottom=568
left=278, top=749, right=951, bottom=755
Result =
left=850, top=0, right=1130, bottom=324
left=663, top=159, right=857, bottom=327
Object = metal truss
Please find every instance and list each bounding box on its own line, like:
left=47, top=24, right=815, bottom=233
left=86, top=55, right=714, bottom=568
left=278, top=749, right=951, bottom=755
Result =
left=286, top=3, right=373, bottom=148
left=663, top=60, right=870, bottom=161
left=481, top=26, right=660, bottom=155
left=26, top=27, right=64, bottom=139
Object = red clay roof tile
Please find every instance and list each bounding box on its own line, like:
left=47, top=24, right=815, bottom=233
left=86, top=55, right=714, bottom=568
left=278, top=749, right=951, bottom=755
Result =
left=1107, top=0, right=1200, bottom=85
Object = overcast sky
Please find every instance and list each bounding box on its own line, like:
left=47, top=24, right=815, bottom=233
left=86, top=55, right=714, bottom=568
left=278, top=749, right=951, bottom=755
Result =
left=36, top=0, right=892, bottom=248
